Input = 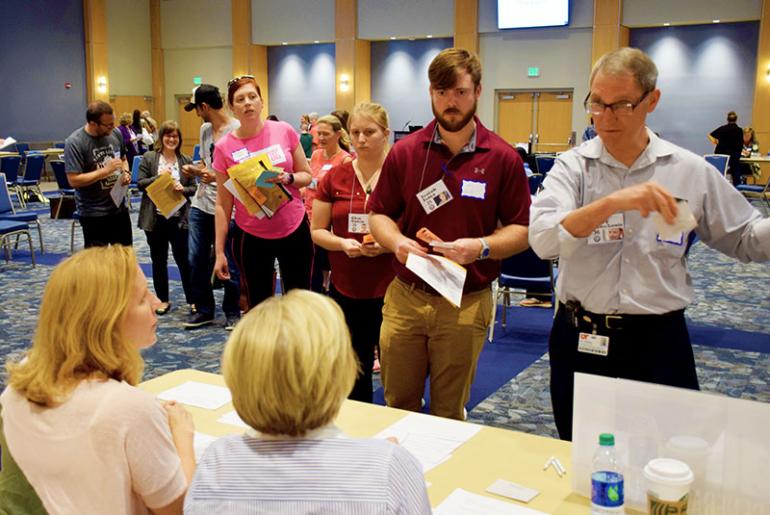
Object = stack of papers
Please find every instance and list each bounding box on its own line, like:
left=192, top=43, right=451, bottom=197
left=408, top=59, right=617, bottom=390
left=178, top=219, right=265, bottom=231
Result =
left=218, top=410, right=249, bottom=428
left=227, top=153, right=291, bottom=218
left=374, top=413, right=481, bottom=472
left=435, top=489, right=546, bottom=515
left=405, top=253, right=467, bottom=308
left=157, top=381, right=232, bottom=410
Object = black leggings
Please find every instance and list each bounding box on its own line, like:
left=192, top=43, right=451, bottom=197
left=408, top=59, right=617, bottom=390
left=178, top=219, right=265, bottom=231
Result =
left=145, top=217, right=192, bottom=304
left=230, top=218, right=313, bottom=309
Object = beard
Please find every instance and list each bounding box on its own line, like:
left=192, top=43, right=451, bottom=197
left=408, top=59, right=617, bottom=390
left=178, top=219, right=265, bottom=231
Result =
left=432, top=99, right=477, bottom=133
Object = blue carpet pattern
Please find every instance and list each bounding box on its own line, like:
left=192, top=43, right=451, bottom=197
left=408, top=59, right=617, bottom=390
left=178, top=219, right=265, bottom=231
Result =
left=1, top=198, right=768, bottom=439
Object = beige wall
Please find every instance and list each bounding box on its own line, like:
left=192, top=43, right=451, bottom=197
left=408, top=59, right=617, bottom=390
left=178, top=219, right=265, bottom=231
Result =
left=163, top=47, right=233, bottom=122
left=358, top=0, right=454, bottom=39
left=106, top=0, right=152, bottom=96
left=623, top=0, right=761, bottom=27
left=251, top=0, right=335, bottom=45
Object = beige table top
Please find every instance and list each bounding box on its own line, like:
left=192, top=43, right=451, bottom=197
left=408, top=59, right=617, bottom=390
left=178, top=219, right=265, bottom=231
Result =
left=740, top=155, right=770, bottom=163
left=0, top=152, right=21, bottom=157
left=141, top=369, right=595, bottom=514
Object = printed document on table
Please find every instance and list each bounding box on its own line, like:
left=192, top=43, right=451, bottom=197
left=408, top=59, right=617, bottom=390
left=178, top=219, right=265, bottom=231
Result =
left=194, top=432, right=218, bottom=462
left=218, top=410, right=249, bottom=428
left=110, top=173, right=129, bottom=208
left=434, top=489, right=546, bottom=515
left=405, top=253, right=466, bottom=308
left=0, top=137, right=17, bottom=150
left=157, top=381, right=232, bottom=410
left=374, top=412, right=481, bottom=472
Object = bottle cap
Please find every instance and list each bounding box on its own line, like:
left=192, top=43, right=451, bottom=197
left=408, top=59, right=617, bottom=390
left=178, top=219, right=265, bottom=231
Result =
left=599, top=433, right=615, bottom=446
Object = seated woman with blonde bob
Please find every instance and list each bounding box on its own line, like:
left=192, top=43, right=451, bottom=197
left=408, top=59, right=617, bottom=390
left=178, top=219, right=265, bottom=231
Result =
left=184, top=290, right=430, bottom=515
left=0, top=246, right=195, bottom=515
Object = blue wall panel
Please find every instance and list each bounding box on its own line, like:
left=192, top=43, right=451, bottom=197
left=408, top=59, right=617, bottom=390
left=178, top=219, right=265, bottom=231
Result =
left=371, top=38, right=453, bottom=135
left=0, top=0, right=88, bottom=143
left=631, top=22, right=759, bottom=156
left=267, top=43, right=336, bottom=131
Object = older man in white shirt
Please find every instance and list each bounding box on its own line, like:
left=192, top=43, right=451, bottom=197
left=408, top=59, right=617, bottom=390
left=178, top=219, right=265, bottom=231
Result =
left=530, top=47, right=770, bottom=441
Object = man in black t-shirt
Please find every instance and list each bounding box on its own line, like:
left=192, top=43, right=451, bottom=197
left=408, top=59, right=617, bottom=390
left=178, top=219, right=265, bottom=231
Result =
left=708, top=111, right=744, bottom=187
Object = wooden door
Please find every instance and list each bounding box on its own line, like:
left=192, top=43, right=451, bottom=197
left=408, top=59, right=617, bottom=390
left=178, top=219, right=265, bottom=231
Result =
left=534, top=92, right=573, bottom=153
left=497, top=92, right=534, bottom=147
left=111, top=96, right=154, bottom=122
left=177, top=96, right=202, bottom=158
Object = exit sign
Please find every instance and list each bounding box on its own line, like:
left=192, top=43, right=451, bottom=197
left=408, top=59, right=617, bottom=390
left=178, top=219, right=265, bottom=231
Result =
left=528, top=67, right=540, bottom=77
left=193, top=76, right=202, bottom=85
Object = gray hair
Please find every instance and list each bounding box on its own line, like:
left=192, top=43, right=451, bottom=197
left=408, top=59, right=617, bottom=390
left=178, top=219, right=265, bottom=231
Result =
left=308, top=112, right=319, bottom=121
left=589, top=47, right=658, bottom=93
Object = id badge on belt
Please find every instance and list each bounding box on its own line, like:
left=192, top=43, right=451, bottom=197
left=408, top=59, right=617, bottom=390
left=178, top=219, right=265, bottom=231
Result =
left=348, top=213, right=369, bottom=234
left=577, top=332, right=609, bottom=356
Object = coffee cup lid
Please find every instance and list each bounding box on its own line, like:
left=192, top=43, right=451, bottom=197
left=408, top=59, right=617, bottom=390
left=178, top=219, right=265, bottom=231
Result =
left=644, top=458, right=694, bottom=486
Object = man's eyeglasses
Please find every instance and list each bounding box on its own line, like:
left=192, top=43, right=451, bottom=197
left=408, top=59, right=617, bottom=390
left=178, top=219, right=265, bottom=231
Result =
left=228, top=75, right=255, bottom=87
left=96, top=121, right=114, bottom=129
left=584, top=90, right=651, bottom=116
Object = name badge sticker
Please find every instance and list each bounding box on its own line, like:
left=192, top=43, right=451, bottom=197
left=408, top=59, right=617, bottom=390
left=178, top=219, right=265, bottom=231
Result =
left=577, top=332, right=609, bottom=356
left=416, top=179, right=453, bottom=215
left=232, top=148, right=249, bottom=163
left=321, top=164, right=333, bottom=171
left=461, top=180, right=486, bottom=200
left=656, top=232, right=685, bottom=246
left=262, top=144, right=287, bottom=165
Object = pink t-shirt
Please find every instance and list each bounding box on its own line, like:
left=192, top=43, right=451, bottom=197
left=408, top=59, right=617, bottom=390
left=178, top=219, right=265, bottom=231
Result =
left=212, top=120, right=305, bottom=239
left=0, top=379, right=186, bottom=515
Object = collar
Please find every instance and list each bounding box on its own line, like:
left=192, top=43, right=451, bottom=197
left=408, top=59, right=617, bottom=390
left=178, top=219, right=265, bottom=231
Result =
left=416, top=116, right=491, bottom=152
left=576, top=127, right=677, bottom=170
left=244, top=422, right=347, bottom=441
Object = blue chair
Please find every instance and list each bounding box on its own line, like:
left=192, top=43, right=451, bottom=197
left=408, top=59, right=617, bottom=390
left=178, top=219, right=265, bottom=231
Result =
left=128, top=155, right=142, bottom=209
left=51, top=160, right=76, bottom=219
left=0, top=174, right=43, bottom=254
left=704, top=154, right=730, bottom=179
left=535, top=155, right=556, bottom=176
left=528, top=173, right=544, bottom=195
left=192, top=144, right=201, bottom=163
left=14, top=143, right=30, bottom=161
left=19, top=154, right=46, bottom=204
left=737, top=180, right=770, bottom=213
left=0, top=219, right=35, bottom=266
left=54, top=142, right=65, bottom=149
left=1, top=156, right=25, bottom=208
left=496, top=248, right=558, bottom=329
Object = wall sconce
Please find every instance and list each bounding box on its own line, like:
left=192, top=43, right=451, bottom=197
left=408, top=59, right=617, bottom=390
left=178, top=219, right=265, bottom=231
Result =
left=339, top=74, right=350, bottom=92
left=96, top=76, right=108, bottom=93
left=766, top=67, right=770, bottom=82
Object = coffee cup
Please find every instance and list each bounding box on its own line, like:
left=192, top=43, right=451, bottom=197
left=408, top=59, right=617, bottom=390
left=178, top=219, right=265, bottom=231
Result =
left=644, top=458, right=694, bottom=514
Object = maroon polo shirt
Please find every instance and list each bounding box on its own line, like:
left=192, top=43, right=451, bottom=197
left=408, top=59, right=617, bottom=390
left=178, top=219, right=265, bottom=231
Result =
left=367, top=118, right=530, bottom=293
left=316, top=161, right=395, bottom=299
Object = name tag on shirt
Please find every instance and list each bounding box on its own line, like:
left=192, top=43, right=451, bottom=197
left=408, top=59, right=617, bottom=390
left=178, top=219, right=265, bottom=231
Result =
left=321, top=163, right=333, bottom=171
left=417, top=179, right=453, bottom=214
left=588, top=213, right=624, bottom=245
left=348, top=213, right=369, bottom=234
left=578, top=332, right=609, bottom=356
left=259, top=144, right=287, bottom=165
left=232, top=147, right=249, bottom=163
left=461, top=180, right=486, bottom=199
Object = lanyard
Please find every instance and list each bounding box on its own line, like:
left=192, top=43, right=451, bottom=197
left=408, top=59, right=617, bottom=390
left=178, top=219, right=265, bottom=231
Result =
left=349, top=161, right=380, bottom=217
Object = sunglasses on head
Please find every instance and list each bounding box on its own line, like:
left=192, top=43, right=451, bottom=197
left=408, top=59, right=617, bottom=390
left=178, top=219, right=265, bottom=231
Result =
left=228, top=75, right=255, bottom=88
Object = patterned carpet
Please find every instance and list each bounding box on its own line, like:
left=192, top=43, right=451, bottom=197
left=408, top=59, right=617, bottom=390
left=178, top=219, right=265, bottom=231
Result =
left=1, top=198, right=768, bottom=440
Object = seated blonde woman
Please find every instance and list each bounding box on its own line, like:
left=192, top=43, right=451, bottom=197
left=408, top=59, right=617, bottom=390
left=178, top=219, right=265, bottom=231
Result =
left=185, top=290, right=430, bottom=515
left=0, top=246, right=195, bottom=515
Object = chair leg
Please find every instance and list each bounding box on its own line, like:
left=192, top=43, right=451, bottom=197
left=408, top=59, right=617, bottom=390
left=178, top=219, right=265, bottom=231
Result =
left=26, top=231, right=35, bottom=267
left=36, top=220, right=44, bottom=254
left=1, top=236, right=9, bottom=263
left=70, top=221, right=76, bottom=254
left=55, top=194, right=63, bottom=219
left=502, top=291, right=509, bottom=328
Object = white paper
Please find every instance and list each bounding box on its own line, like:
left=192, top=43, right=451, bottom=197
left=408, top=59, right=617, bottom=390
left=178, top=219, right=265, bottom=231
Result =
left=157, top=381, right=232, bottom=410
left=651, top=199, right=697, bottom=241
left=110, top=174, right=129, bottom=208
left=486, top=479, right=540, bottom=503
left=194, top=432, right=218, bottom=462
left=223, top=178, right=265, bottom=219
left=0, top=136, right=17, bottom=150
left=163, top=197, right=187, bottom=218
left=375, top=412, right=481, bottom=473
left=218, top=410, right=249, bottom=428
left=434, top=489, right=546, bottom=515
left=405, top=253, right=467, bottom=308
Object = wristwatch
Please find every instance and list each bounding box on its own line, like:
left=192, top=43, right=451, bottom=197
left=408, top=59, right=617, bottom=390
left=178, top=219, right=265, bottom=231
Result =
left=477, top=237, right=490, bottom=260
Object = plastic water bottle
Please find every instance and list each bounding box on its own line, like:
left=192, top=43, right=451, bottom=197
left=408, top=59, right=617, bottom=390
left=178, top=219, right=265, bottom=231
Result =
left=591, top=433, right=625, bottom=514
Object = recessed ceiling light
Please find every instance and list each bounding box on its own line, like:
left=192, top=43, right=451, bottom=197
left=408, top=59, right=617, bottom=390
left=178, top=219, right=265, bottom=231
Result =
left=282, top=42, right=288, bottom=45
left=713, top=19, right=720, bottom=23
left=427, top=35, right=433, bottom=38
left=313, top=40, right=320, bottom=44
left=663, top=22, right=670, bottom=26
left=390, top=36, right=396, bottom=40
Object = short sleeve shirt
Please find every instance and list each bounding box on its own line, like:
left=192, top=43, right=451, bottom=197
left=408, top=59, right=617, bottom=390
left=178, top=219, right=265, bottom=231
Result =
left=191, top=119, right=240, bottom=215
left=64, top=127, right=127, bottom=216
left=315, top=161, right=395, bottom=298
left=368, top=118, right=531, bottom=293
left=305, top=148, right=351, bottom=217
left=212, top=120, right=304, bottom=239
left=710, top=123, right=743, bottom=165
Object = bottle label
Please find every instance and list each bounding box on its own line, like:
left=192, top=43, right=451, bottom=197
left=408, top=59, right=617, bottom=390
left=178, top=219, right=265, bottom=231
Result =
left=591, top=471, right=624, bottom=508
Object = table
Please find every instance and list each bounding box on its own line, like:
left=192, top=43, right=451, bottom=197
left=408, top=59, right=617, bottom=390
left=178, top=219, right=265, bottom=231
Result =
left=140, top=369, right=604, bottom=514
left=739, top=155, right=770, bottom=184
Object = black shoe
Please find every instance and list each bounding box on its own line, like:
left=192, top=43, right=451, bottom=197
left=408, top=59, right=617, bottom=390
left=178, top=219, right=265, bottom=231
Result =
left=183, top=312, right=214, bottom=330
left=224, top=315, right=240, bottom=331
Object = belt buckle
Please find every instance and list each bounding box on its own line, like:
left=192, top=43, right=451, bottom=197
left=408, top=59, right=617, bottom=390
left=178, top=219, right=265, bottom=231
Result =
left=605, top=315, right=623, bottom=330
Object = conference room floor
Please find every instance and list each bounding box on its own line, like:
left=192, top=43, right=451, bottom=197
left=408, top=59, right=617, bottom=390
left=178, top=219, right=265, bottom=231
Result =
left=0, top=194, right=768, bottom=439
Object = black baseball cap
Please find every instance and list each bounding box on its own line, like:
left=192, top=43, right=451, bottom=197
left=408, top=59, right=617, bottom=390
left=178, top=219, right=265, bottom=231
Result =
left=184, top=84, right=223, bottom=112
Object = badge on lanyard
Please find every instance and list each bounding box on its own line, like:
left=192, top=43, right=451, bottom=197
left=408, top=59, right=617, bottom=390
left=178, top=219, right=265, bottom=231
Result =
left=588, top=213, right=625, bottom=245
left=577, top=332, right=609, bottom=356
left=416, top=178, right=453, bottom=214
left=348, top=213, right=369, bottom=234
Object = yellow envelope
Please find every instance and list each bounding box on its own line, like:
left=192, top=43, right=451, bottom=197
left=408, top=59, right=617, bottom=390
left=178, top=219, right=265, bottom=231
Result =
left=146, top=173, right=186, bottom=218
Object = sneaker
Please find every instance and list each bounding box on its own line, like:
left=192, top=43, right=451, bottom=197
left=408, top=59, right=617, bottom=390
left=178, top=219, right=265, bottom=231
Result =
left=183, top=312, right=214, bottom=330
left=224, top=315, right=240, bottom=331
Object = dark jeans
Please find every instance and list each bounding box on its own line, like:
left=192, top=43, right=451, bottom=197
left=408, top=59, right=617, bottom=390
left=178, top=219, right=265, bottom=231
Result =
left=230, top=217, right=313, bottom=309
left=145, top=216, right=192, bottom=304
left=548, top=304, right=699, bottom=441
left=310, top=244, right=330, bottom=293
left=329, top=285, right=382, bottom=403
left=80, top=209, right=132, bottom=248
left=188, top=207, right=240, bottom=317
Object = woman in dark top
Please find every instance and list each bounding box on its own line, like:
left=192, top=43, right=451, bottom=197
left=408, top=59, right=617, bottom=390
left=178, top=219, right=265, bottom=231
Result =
left=137, top=120, right=196, bottom=315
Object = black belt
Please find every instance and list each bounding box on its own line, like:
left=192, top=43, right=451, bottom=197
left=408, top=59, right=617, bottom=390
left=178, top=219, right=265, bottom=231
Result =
left=559, top=301, right=684, bottom=332
left=398, top=277, right=442, bottom=296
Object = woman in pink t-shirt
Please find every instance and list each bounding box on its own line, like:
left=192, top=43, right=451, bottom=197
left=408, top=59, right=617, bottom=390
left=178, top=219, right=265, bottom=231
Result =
left=212, top=76, right=313, bottom=309
left=310, top=103, right=395, bottom=403
left=0, top=246, right=195, bottom=515
left=306, top=114, right=352, bottom=292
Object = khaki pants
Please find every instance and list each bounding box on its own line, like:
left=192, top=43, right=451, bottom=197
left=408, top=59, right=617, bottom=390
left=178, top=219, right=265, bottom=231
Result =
left=379, top=277, right=493, bottom=420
